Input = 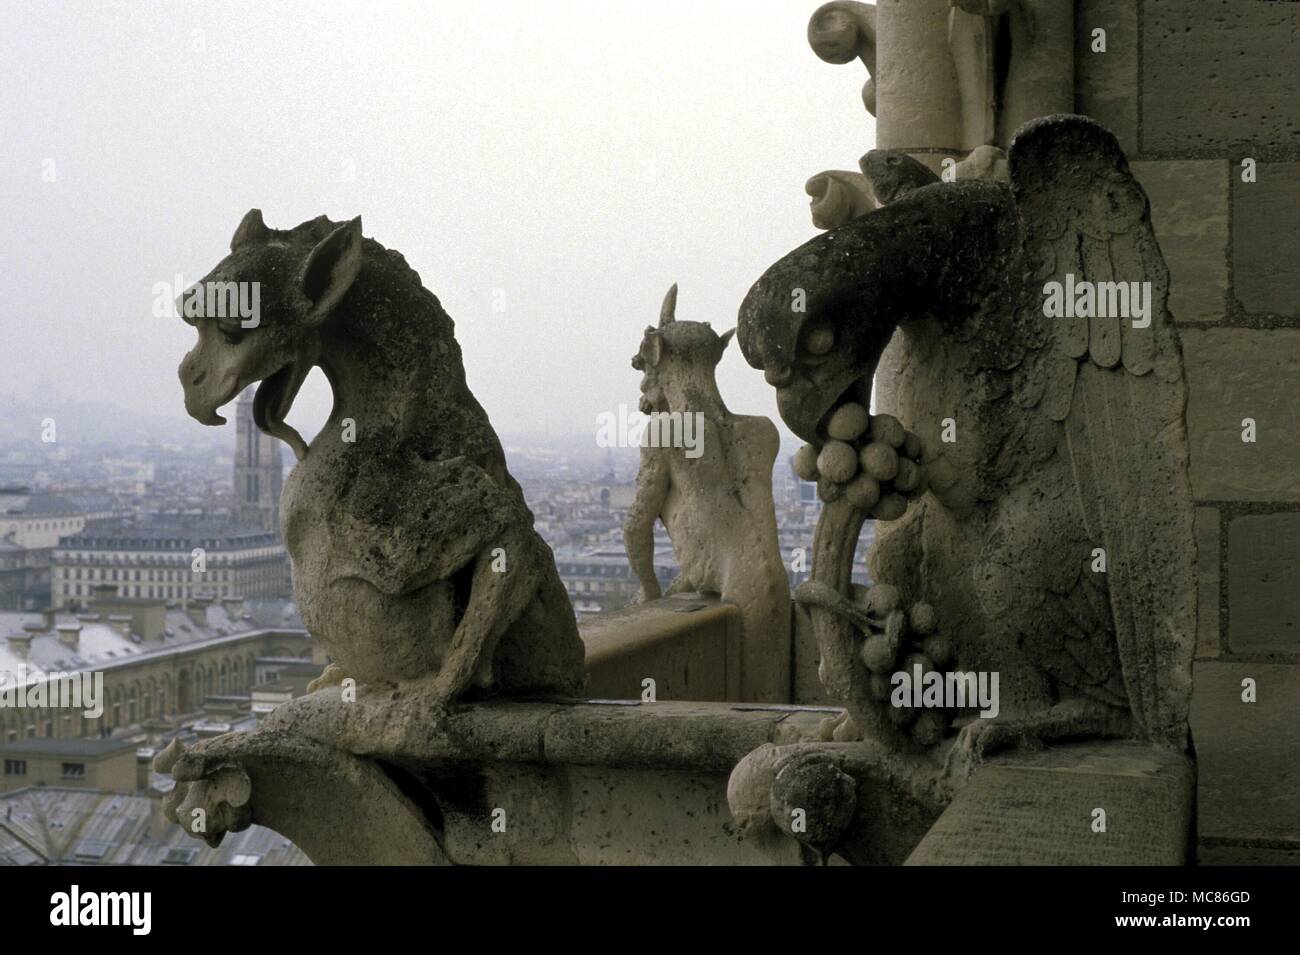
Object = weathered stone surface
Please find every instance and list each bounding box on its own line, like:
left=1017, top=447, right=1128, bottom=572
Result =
left=1142, top=0, right=1300, bottom=153
left=581, top=595, right=740, bottom=702
left=1182, top=329, right=1300, bottom=502
left=568, top=767, right=769, bottom=865
left=875, top=0, right=1073, bottom=154
left=625, top=285, right=791, bottom=702
left=905, top=742, right=1195, bottom=865
left=542, top=701, right=796, bottom=773
left=1234, top=163, right=1300, bottom=318
left=1190, top=662, right=1300, bottom=845
left=437, top=763, right=577, bottom=865
left=1200, top=844, right=1300, bottom=866
left=741, top=117, right=1197, bottom=757
left=1075, top=0, right=1138, bottom=155
left=1195, top=507, right=1221, bottom=659
left=1132, top=161, right=1228, bottom=324
left=430, top=761, right=784, bottom=865
left=1227, top=513, right=1300, bottom=655
left=874, top=0, right=964, bottom=151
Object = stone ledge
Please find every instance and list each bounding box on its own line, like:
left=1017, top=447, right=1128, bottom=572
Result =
left=904, top=741, right=1195, bottom=865
left=580, top=594, right=741, bottom=701
left=342, top=698, right=833, bottom=774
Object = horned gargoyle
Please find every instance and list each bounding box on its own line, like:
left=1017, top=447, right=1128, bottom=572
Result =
left=163, top=210, right=585, bottom=846
left=625, top=285, right=791, bottom=702
left=738, top=115, right=1197, bottom=776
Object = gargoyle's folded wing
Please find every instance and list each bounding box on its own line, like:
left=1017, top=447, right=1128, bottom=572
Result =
left=1009, top=115, right=1196, bottom=750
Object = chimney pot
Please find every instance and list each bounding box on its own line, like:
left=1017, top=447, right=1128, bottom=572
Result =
left=6, top=633, right=32, bottom=661
left=56, top=623, right=81, bottom=649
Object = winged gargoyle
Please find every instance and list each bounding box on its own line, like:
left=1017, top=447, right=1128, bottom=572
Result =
left=163, top=211, right=586, bottom=846
left=738, top=115, right=1197, bottom=774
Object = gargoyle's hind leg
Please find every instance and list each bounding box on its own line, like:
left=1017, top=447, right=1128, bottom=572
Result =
left=943, top=698, right=1134, bottom=780
left=431, top=525, right=546, bottom=702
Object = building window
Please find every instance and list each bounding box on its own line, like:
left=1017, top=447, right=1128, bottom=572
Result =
left=61, top=762, right=86, bottom=779
left=3, top=760, right=26, bottom=776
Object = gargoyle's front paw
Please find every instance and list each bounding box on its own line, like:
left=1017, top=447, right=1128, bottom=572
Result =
left=946, top=722, right=1003, bottom=779
left=818, top=710, right=861, bottom=743
left=942, top=718, right=1042, bottom=781
left=307, top=663, right=347, bottom=694
left=154, top=738, right=253, bottom=848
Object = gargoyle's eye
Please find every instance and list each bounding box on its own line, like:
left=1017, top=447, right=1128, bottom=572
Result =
left=220, top=328, right=246, bottom=346
left=803, top=325, right=835, bottom=356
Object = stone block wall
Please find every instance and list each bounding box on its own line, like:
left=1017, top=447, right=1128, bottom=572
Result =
left=1077, top=0, right=1300, bottom=863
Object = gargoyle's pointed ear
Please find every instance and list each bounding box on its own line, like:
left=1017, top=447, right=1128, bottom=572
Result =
left=641, top=327, right=663, bottom=367
left=659, top=283, right=678, bottom=327
left=719, top=327, right=736, bottom=351
left=231, top=208, right=270, bottom=251
left=300, top=216, right=363, bottom=324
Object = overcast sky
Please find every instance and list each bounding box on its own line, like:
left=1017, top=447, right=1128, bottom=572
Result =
left=1, top=0, right=875, bottom=445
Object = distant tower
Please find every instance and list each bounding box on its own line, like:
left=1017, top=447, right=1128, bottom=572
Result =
left=233, top=387, right=283, bottom=532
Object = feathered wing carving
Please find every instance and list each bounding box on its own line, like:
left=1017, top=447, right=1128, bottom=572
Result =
left=1008, top=117, right=1196, bottom=750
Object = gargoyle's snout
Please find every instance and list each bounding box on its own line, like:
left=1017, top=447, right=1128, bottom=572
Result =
left=764, top=364, right=795, bottom=388
left=179, top=359, right=226, bottom=425
left=178, top=337, right=236, bottom=426
left=738, top=209, right=902, bottom=443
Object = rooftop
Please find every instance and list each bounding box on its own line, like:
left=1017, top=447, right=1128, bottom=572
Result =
left=0, top=598, right=304, bottom=681
left=56, top=520, right=282, bottom=551
left=0, top=737, right=138, bottom=758
left=0, top=491, right=82, bottom=518
left=0, top=787, right=311, bottom=866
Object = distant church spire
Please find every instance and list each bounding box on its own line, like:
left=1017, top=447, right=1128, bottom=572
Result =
left=233, top=386, right=283, bottom=532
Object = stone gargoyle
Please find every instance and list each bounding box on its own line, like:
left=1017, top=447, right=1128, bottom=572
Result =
left=737, top=115, right=1197, bottom=775
left=624, top=285, right=791, bottom=701
left=162, top=210, right=585, bottom=848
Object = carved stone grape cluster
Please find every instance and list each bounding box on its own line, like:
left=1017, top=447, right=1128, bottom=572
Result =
left=790, top=404, right=925, bottom=519
left=849, top=582, right=955, bottom=747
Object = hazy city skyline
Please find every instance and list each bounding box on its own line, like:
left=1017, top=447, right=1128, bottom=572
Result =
left=2, top=0, right=877, bottom=446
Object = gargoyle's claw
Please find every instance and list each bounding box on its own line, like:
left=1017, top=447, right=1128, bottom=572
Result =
left=818, top=710, right=861, bottom=742
left=152, top=736, right=186, bottom=774
left=942, top=718, right=1042, bottom=781
left=166, top=732, right=256, bottom=781
left=154, top=737, right=254, bottom=847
